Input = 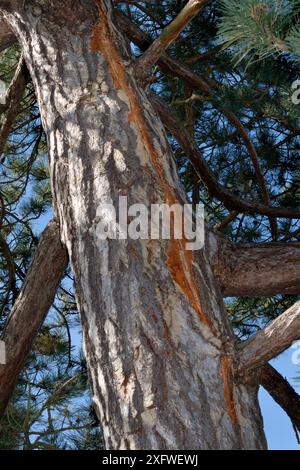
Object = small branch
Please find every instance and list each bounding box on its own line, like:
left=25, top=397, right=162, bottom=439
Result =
left=135, top=0, right=208, bottom=82
left=0, top=233, right=18, bottom=303
left=258, top=363, right=300, bottom=435
left=185, top=45, right=222, bottom=64
left=216, top=114, right=277, bottom=238
left=214, top=211, right=239, bottom=231
left=237, top=302, right=300, bottom=374
left=281, top=226, right=300, bottom=242
left=0, top=220, right=68, bottom=417
left=116, top=9, right=211, bottom=93
left=222, top=109, right=277, bottom=240
left=223, top=110, right=270, bottom=207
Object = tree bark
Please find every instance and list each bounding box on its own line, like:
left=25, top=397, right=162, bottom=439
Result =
left=238, top=302, right=300, bottom=374
left=0, top=15, right=16, bottom=52
left=0, top=55, right=29, bottom=156
left=2, top=0, right=269, bottom=449
left=207, top=234, right=300, bottom=297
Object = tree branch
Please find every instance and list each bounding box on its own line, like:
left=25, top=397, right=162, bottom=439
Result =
left=115, top=9, right=211, bottom=93
left=151, top=92, right=300, bottom=219
left=258, top=363, right=300, bottom=435
left=0, top=220, right=68, bottom=417
left=208, top=236, right=300, bottom=297
left=214, top=211, right=239, bottom=231
left=135, top=0, right=209, bottom=82
left=237, top=302, right=300, bottom=374
left=0, top=16, right=16, bottom=53
left=118, top=11, right=297, bottom=225
left=222, top=109, right=278, bottom=239
left=0, top=54, right=29, bottom=156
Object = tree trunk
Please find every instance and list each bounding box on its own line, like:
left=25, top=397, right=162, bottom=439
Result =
left=3, top=0, right=267, bottom=450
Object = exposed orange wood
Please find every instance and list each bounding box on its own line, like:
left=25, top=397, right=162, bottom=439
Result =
left=220, top=356, right=238, bottom=425
left=166, top=236, right=213, bottom=328
left=90, top=2, right=212, bottom=328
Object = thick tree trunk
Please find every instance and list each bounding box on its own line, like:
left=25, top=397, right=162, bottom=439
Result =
left=3, top=0, right=267, bottom=449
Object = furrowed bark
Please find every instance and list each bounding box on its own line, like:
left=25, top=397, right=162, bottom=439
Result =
left=2, top=0, right=268, bottom=449
left=0, top=220, right=67, bottom=417
left=258, top=364, right=300, bottom=433
left=207, top=235, right=300, bottom=297
left=238, top=302, right=300, bottom=374
left=135, top=0, right=208, bottom=82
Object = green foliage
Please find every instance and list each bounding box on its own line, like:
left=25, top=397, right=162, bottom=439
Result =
left=218, top=0, right=300, bottom=65
left=0, top=293, right=104, bottom=450
left=287, top=28, right=300, bottom=64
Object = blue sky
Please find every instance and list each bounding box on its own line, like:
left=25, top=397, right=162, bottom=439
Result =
left=260, top=348, right=300, bottom=450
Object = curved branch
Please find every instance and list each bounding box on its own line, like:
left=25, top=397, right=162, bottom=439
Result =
left=224, top=111, right=270, bottom=206
left=258, top=364, right=300, bottom=435
left=0, top=55, right=29, bottom=156
left=223, top=109, right=278, bottom=239
left=0, top=233, right=17, bottom=302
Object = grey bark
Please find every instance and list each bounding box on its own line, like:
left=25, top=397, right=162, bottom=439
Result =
left=1, top=0, right=268, bottom=450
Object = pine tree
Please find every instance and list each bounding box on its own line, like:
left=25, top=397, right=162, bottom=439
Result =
left=0, top=0, right=299, bottom=450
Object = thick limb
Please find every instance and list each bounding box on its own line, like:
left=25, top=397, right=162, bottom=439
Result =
left=0, top=220, right=68, bottom=416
